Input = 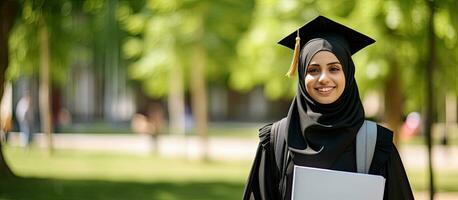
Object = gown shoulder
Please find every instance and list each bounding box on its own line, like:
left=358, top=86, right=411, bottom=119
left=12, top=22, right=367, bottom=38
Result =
left=370, top=124, right=395, bottom=172
left=374, top=124, right=414, bottom=199
left=242, top=121, right=283, bottom=200
left=258, top=118, right=287, bottom=148
left=258, top=123, right=273, bottom=147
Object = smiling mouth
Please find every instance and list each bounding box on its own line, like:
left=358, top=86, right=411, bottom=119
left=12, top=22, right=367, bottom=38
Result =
left=315, top=87, right=335, bottom=95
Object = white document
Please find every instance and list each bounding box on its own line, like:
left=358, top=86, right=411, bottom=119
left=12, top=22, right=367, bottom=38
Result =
left=292, top=165, right=385, bottom=200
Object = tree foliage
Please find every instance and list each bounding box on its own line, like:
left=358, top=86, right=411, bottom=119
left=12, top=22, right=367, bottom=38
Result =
left=119, top=0, right=255, bottom=98
left=7, top=0, right=74, bottom=86
left=5, top=0, right=457, bottom=117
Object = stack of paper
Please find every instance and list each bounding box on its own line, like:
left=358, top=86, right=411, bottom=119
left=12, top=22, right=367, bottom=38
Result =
left=292, top=165, right=385, bottom=200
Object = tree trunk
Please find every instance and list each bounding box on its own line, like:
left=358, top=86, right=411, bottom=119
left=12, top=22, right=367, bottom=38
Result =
left=39, top=19, right=54, bottom=154
left=190, top=44, right=209, bottom=161
left=168, top=64, right=186, bottom=135
left=425, top=0, right=436, bottom=199
left=444, top=93, right=456, bottom=144
left=0, top=0, right=18, bottom=177
left=384, top=61, right=403, bottom=146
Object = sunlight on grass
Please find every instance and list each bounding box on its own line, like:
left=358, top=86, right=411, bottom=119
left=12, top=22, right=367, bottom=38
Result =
left=3, top=146, right=251, bottom=182
left=407, top=168, right=458, bottom=193
left=1, top=146, right=251, bottom=200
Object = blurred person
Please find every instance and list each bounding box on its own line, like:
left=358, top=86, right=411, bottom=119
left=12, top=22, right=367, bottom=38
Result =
left=185, top=105, right=193, bottom=134
left=15, top=92, right=34, bottom=147
left=58, top=108, right=72, bottom=127
left=400, top=112, right=421, bottom=141
left=147, top=103, right=165, bottom=135
left=147, top=102, right=165, bottom=153
left=131, top=113, right=151, bottom=134
left=243, top=16, right=413, bottom=200
left=0, top=83, right=13, bottom=143
left=131, top=102, right=165, bottom=154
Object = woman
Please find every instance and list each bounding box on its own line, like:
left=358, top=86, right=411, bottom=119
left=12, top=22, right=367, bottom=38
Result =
left=243, top=16, right=414, bottom=200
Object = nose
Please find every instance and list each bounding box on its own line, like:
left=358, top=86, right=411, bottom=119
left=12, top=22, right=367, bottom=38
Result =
left=318, top=71, right=330, bottom=84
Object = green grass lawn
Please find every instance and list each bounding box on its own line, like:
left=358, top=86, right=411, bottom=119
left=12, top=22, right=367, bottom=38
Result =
left=1, top=146, right=251, bottom=200
left=1, top=145, right=457, bottom=200
left=407, top=169, right=458, bottom=193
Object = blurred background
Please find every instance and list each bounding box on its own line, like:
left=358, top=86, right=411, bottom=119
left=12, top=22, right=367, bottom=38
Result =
left=0, top=0, right=457, bottom=199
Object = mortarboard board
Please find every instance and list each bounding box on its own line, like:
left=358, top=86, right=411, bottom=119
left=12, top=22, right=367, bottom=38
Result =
left=279, top=16, right=375, bottom=77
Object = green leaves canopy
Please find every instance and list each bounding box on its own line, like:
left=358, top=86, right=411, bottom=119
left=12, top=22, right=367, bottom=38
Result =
left=119, top=0, right=255, bottom=98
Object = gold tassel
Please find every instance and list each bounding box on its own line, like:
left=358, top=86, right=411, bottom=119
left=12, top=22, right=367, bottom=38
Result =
left=286, top=30, right=300, bottom=78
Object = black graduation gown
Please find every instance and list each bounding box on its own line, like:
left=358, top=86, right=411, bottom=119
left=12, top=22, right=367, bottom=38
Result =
left=242, top=122, right=414, bottom=200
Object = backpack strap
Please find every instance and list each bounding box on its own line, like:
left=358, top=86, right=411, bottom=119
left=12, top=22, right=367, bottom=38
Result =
left=270, top=118, right=288, bottom=174
left=270, top=118, right=289, bottom=199
left=356, top=120, right=377, bottom=174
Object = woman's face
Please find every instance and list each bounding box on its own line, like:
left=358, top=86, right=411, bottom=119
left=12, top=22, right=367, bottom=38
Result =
left=304, top=51, right=345, bottom=104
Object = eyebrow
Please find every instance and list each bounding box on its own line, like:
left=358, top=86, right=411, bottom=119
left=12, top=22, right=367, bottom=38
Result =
left=308, top=61, right=341, bottom=66
left=327, top=62, right=341, bottom=65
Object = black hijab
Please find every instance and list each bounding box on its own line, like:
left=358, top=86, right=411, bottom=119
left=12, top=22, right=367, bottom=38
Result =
left=285, top=33, right=365, bottom=169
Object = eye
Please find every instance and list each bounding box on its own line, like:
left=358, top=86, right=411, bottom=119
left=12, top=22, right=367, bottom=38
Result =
left=306, top=66, right=320, bottom=74
left=329, top=65, right=341, bottom=72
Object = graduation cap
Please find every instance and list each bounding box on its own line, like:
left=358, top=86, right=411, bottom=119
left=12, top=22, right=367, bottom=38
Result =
left=279, top=16, right=375, bottom=77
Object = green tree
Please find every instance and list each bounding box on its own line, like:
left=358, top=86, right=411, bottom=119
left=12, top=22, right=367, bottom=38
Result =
left=1, top=0, right=135, bottom=176
left=120, top=0, right=255, bottom=159
left=1, top=0, right=76, bottom=176
left=8, top=0, right=79, bottom=155
left=0, top=0, right=19, bottom=178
